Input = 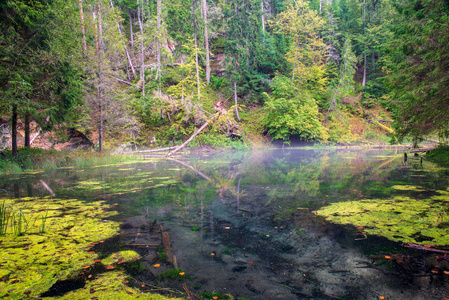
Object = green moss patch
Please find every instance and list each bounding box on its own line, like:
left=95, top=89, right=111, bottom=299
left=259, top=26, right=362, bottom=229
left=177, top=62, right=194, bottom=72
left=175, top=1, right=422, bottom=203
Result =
left=391, top=185, right=426, bottom=192
left=101, top=250, right=141, bottom=266
left=315, top=192, right=449, bottom=245
left=0, top=197, right=120, bottom=298
left=52, top=271, right=180, bottom=300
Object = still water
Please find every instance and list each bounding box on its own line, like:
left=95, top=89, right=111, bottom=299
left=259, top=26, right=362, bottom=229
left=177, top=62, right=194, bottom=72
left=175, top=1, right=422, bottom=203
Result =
left=2, top=148, right=449, bottom=299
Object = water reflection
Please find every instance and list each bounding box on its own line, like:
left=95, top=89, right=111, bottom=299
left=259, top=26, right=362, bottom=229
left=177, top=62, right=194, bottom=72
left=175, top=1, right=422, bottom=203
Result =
left=1, top=149, right=448, bottom=299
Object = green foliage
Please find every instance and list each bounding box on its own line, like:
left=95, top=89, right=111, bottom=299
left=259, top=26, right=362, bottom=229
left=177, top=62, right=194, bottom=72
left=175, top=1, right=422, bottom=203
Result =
left=263, top=75, right=329, bottom=141
left=383, top=0, right=449, bottom=140
left=189, top=133, right=246, bottom=150
left=157, top=269, right=189, bottom=280
left=426, top=145, right=449, bottom=166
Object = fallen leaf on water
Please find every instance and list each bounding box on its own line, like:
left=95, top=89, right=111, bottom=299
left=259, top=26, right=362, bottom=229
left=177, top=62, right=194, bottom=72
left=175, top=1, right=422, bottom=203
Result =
left=106, top=265, right=114, bottom=269
left=153, top=264, right=160, bottom=268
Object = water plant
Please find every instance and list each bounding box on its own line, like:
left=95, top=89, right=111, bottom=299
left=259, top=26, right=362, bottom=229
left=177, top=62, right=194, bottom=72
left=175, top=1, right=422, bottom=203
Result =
left=314, top=187, right=449, bottom=245
left=0, top=200, right=10, bottom=235
left=0, top=196, right=121, bottom=298
left=12, top=208, right=27, bottom=236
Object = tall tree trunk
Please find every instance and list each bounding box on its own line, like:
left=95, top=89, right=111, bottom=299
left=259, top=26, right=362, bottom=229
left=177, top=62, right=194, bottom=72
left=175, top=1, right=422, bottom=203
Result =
left=11, top=104, right=17, bottom=157
left=157, top=0, right=162, bottom=95
left=202, top=0, right=210, bottom=84
left=362, top=0, right=367, bottom=89
left=192, top=0, right=201, bottom=101
left=111, top=1, right=136, bottom=78
left=261, top=0, right=265, bottom=36
left=291, top=35, right=300, bottom=84
left=137, top=0, right=145, bottom=96
left=129, top=10, right=134, bottom=48
left=79, top=0, right=87, bottom=58
left=96, top=5, right=104, bottom=152
left=24, top=112, right=30, bottom=147
left=234, top=81, right=240, bottom=122
left=181, top=54, right=185, bottom=105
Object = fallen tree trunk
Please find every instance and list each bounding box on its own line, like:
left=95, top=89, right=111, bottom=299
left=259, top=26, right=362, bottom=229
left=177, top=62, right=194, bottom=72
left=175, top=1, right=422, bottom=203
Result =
left=124, top=146, right=177, bottom=154
left=165, top=120, right=211, bottom=157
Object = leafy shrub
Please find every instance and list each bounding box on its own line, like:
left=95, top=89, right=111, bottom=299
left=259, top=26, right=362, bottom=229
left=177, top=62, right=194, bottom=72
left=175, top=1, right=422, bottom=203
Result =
left=263, top=75, right=329, bottom=141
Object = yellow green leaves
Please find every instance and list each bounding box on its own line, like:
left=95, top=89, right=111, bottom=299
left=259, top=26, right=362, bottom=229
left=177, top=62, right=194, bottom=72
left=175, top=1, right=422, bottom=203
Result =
left=271, top=0, right=327, bottom=89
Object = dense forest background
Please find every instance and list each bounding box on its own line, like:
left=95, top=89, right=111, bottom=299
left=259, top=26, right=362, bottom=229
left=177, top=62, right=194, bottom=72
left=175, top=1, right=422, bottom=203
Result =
left=1, top=0, right=448, bottom=153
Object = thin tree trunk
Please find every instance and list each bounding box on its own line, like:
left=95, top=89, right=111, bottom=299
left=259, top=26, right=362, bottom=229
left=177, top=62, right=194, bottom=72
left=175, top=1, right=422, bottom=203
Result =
left=111, top=2, right=136, bottom=78
left=11, top=104, right=17, bottom=157
left=96, top=5, right=104, bottom=152
left=129, top=10, right=134, bottom=48
left=192, top=0, right=201, bottom=101
left=362, top=0, right=367, bottom=89
left=181, top=54, right=185, bottom=105
left=234, top=81, right=240, bottom=122
left=261, top=0, right=265, bottom=36
left=79, top=0, right=87, bottom=58
left=24, top=112, right=30, bottom=147
left=202, top=0, right=210, bottom=84
left=291, top=35, right=300, bottom=84
left=157, top=0, right=162, bottom=95
left=137, top=0, right=145, bottom=96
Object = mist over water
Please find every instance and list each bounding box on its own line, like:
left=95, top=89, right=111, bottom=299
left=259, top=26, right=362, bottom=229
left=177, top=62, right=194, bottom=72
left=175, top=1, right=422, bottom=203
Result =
left=2, top=148, right=449, bottom=299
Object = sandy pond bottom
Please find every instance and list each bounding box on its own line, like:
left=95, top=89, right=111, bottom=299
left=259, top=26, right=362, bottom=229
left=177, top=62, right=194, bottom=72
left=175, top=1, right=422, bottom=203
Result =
left=119, top=193, right=449, bottom=300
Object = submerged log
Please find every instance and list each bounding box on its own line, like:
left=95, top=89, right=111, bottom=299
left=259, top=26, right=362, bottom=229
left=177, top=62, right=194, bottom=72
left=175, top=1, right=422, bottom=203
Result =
left=161, top=226, right=173, bottom=264
left=403, top=242, right=449, bottom=254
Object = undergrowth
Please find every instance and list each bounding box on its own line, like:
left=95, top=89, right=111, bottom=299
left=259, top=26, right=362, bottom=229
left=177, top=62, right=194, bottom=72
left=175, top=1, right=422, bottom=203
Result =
left=426, top=144, right=449, bottom=166
left=0, top=148, right=128, bottom=174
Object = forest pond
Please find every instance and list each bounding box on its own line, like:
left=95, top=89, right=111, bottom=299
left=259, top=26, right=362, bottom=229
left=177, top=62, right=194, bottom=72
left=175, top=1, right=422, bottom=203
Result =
left=1, top=148, right=449, bottom=299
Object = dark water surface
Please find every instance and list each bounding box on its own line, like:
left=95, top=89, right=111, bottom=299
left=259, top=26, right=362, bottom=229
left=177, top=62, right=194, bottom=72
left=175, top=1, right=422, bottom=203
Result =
left=2, top=148, right=449, bottom=299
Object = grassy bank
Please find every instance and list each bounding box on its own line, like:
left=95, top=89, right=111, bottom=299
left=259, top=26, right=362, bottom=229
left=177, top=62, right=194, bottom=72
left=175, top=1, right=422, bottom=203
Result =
left=0, top=148, right=129, bottom=174
left=426, top=144, right=449, bottom=166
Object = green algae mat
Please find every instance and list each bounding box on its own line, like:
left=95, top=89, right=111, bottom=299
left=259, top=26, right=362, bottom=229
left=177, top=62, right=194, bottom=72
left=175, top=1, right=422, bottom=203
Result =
left=0, top=197, right=178, bottom=299
left=314, top=186, right=449, bottom=245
